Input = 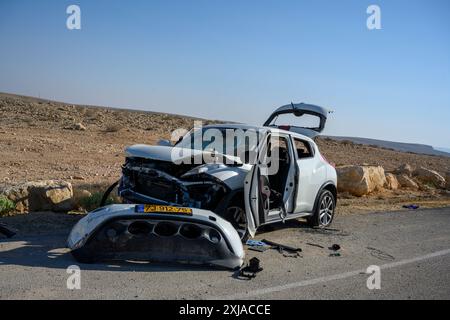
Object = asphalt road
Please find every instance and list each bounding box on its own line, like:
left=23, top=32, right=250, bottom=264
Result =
left=1, top=208, right=449, bottom=300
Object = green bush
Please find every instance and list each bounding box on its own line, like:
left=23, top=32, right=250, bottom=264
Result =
left=78, top=192, right=119, bottom=212
left=0, top=196, right=15, bottom=215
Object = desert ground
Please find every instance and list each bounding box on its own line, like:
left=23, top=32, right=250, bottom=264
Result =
left=1, top=92, right=450, bottom=217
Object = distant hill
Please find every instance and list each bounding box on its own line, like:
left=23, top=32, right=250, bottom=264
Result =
left=435, top=147, right=450, bottom=154
left=324, top=136, right=450, bottom=158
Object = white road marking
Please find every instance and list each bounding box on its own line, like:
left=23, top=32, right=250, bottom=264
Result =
left=214, top=248, right=450, bottom=300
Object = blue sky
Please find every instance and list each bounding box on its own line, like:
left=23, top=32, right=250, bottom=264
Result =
left=0, top=0, right=449, bottom=147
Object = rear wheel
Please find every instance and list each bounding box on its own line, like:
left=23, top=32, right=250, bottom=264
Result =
left=307, top=189, right=336, bottom=228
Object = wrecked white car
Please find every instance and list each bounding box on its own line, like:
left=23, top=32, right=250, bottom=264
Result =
left=116, top=103, right=337, bottom=240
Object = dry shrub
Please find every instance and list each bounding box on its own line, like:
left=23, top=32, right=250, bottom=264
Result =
left=104, top=124, right=122, bottom=132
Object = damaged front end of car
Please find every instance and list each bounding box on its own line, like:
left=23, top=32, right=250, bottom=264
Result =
left=116, top=144, right=247, bottom=217
left=119, top=157, right=229, bottom=211
left=67, top=204, right=245, bottom=269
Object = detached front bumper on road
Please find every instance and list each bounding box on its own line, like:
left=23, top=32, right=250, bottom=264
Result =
left=67, top=204, right=244, bottom=269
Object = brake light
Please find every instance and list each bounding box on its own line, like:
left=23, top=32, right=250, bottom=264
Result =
left=321, top=154, right=335, bottom=168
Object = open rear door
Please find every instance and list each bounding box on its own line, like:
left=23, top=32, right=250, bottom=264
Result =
left=244, top=133, right=270, bottom=238
left=263, top=103, right=330, bottom=138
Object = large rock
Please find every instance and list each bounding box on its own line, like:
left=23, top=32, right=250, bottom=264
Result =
left=1, top=180, right=74, bottom=213
left=446, top=172, right=450, bottom=190
left=412, top=167, right=446, bottom=189
left=396, top=174, right=419, bottom=190
left=394, top=164, right=413, bottom=177
left=337, top=165, right=387, bottom=196
left=385, top=173, right=399, bottom=190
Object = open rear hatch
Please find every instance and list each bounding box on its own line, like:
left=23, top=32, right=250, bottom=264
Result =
left=263, top=103, right=330, bottom=138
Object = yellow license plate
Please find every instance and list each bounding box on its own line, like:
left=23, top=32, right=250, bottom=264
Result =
left=136, top=205, right=193, bottom=215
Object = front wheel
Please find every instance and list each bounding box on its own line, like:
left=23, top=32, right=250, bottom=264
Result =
left=224, top=201, right=249, bottom=243
left=307, top=189, right=336, bottom=228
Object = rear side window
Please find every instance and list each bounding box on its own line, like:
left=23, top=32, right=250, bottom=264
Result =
left=293, top=138, right=314, bottom=159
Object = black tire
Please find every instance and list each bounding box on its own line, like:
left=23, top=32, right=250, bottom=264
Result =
left=100, top=180, right=120, bottom=207
left=223, top=195, right=249, bottom=243
left=307, top=189, right=336, bottom=228
left=71, top=248, right=96, bottom=264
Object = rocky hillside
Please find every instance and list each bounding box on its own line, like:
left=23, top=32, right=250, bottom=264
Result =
left=0, top=93, right=219, bottom=187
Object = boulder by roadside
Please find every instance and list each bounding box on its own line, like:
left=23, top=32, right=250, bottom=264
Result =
left=446, top=172, right=450, bottom=190
left=396, top=174, right=419, bottom=190
left=1, top=180, right=74, bottom=213
left=394, top=163, right=413, bottom=177
left=385, top=173, right=399, bottom=190
left=337, top=165, right=386, bottom=197
left=412, top=167, right=446, bottom=189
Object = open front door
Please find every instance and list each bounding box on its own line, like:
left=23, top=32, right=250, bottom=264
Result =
left=244, top=134, right=270, bottom=238
left=282, top=135, right=299, bottom=214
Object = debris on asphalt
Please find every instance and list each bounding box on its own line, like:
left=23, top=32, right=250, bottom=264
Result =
left=248, top=246, right=270, bottom=253
left=246, top=239, right=268, bottom=247
left=367, top=247, right=395, bottom=261
left=246, top=239, right=270, bottom=253
left=315, top=227, right=341, bottom=232
left=237, top=257, right=263, bottom=280
left=262, top=239, right=302, bottom=258
left=306, top=242, right=325, bottom=249
left=303, top=228, right=350, bottom=237
left=281, top=251, right=302, bottom=258
left=402, top=204, right=420, bottom=210
left=329, top=252, right=341, bottom=257
left=0, top=223, right=16, bottom=238
left=329, top=244, right=341, bottom=251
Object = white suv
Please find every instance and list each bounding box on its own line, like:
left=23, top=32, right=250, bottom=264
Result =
left=115, top=103, right=337, bottom=240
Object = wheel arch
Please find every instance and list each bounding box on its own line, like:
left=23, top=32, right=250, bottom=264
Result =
left=214, top=188, right=245, bottom=217
left=312, top=181, right=337, bottom=214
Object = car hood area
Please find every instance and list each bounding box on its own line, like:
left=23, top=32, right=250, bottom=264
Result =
left=125, top=144, right=243, bottom=166
left=125, top=144, right=250, bottom=187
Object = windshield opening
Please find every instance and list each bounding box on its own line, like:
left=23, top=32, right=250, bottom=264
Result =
left=175, top=127, right=264, bottom=160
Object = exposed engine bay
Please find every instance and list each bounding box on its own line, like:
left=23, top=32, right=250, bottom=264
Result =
left=118, top=157, right=230, bottom=212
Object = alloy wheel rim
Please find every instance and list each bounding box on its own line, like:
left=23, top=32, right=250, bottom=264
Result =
left=319, top=195, right=334, bottom=226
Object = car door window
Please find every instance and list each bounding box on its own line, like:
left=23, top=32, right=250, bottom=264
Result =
left=293, top=138, right=314, bottom=159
